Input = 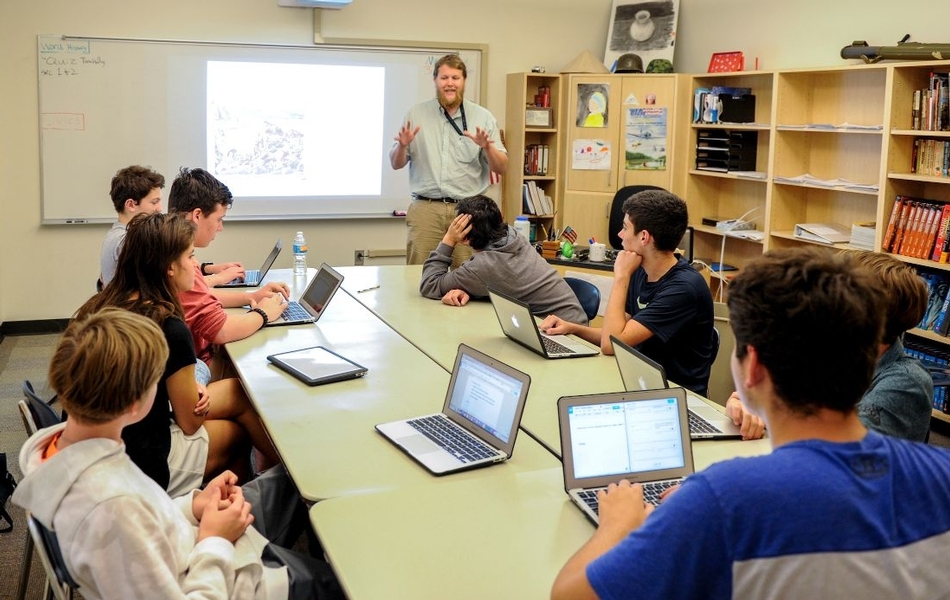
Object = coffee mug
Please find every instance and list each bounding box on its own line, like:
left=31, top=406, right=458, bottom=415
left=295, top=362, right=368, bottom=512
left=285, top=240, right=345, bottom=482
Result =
left=589, top=242, right=606, bottom=262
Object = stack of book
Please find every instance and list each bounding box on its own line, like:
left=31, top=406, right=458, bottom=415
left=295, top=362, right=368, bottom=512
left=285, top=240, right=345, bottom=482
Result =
left=523, top=144, right=549, bottom=176
left=882, top=196, right=950, bottom=261
left=905, top=335, right=950, bottom=412
left=910, top=138, right=950, bottom=177
left=911, top=71, right=950, bottom=131
left=849, top=221, right=876, bottom=250
left=521, top=181, right=553, bottom=215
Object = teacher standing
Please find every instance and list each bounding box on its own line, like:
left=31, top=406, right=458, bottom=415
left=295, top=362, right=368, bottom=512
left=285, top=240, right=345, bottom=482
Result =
left=390, top=54, right=508, bottom=268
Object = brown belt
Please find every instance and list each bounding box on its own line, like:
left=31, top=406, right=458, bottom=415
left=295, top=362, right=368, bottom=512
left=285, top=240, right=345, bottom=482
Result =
left=412, top=195, right=459, bottom=203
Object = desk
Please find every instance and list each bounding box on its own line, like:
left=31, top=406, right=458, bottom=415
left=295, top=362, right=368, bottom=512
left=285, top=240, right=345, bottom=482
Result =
left=310, top=435, right=771, bottom=600
left=226, top=269, right=558, bottom=501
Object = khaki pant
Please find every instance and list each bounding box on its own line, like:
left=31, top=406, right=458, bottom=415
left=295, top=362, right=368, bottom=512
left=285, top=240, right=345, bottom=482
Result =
left=406, top=198, right=473, bottom=269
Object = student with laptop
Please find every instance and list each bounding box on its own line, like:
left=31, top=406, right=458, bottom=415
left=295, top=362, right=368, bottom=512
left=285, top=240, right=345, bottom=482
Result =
left=77, top=213, right=281, bottom=494
left=99, top=165, right=166, bottom=288
left=419, top=194, right=587, bottom=325
left=13, top=310, right=343, bottom=600
left=167, top=167, right=290, bottom=375
left=539, top=189, right=715, bottom=396
left=552, top=247, right=950, bottom=600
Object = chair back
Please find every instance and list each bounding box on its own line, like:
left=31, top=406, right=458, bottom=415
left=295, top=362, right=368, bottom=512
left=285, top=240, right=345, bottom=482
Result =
left=26, top=514, right=78, bottom=600
left=564, top=277, right=601, bottom=322
left=608, top=185, right=666, bottom=249
left=22, top=381, right=62, bottom=429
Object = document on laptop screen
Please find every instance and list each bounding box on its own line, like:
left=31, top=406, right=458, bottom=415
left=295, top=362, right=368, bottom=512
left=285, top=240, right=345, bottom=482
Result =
left=447, top=354, right=525, bottom=444
left=568, top=398, right=686, bottom=479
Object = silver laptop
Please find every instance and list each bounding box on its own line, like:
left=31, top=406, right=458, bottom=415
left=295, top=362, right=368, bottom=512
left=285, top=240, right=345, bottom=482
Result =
left=487, top=288, right=598, bottom=359
left=267, top=263, right=344, bottom=327
left=558, top=388, right=694, bottom=524
left=611, top=336, right=742, bottom=440
left=215, top=239, right=282, bottom=288
left=376, top=344, right=531, bottom=476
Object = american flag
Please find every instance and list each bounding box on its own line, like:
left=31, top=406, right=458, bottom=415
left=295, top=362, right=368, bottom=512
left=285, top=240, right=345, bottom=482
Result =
left=561, top=226, right=578, bottom=244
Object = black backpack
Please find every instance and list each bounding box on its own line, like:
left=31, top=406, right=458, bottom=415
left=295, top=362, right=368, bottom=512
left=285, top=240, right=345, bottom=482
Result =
left=0, top=452, right=16, bottom=533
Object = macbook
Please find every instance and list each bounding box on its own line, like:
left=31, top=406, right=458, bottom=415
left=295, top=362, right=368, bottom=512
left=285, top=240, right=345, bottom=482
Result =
left=267, top=262, right=344, bottom=327
left=558, top=388, right=694, bottom=524
left=487, top=288, right=598, bottom=358
left=610, top=336, right=742, bottom=440
left=215, top=239, right=282, bottom=288
left=376, top=344, right=531, bottom=475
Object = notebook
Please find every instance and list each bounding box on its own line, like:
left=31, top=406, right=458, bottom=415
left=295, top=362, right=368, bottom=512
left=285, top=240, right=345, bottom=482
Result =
left=266, top=263, right=344, bottom=327
left=558, top=388, right=694, bottom=524
left=215, top=239, right=282, bottom=288
left=487, top=288, right=598, bottom=359
left=610, top=336, right=742, bottom=440
left=267, top=345, right=367, bottom=386
left=375, top=344, right=531, bottom=475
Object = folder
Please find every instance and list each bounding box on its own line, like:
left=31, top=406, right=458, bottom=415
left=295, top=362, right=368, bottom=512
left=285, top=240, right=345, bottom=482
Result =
left=793, top=223, right=851, bottom=244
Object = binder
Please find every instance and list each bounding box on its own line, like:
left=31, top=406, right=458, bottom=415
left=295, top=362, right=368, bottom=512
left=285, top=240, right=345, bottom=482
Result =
left=793, top=223, right=851, bottom=244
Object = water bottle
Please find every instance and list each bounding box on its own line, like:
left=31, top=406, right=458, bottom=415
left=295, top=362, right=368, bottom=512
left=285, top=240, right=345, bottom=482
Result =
left=514, top=216, right=531, bottom=241
left=292, top=231, right=307, bottom=276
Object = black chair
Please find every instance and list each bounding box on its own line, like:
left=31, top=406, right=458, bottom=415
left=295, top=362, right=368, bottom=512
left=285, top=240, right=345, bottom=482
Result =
left=27, top=514, right=79, bottom=600
left=564, top=277, right=601, bottom=322
left=22, top=381, right=62, bottom=429
left=607, top=185, right=666, bottom=250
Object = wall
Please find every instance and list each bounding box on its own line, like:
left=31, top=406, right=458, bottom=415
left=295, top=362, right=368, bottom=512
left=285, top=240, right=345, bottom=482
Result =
left=5, top=0, right=950, bottom=321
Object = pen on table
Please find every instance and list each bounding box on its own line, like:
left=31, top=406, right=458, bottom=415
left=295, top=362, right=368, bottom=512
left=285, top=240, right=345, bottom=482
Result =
left=357, top=285, right=380, bottom=293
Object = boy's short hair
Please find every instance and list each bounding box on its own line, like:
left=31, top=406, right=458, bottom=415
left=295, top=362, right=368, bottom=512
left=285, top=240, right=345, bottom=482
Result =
left=727, top=247, right=883, bottom=416
left=110, top=165, right=164, bottom=213
left=852, top=250, right=928, bottom=343
left=622, top=189, right=688, bottom=252
left=167, top=167, right=233, bottom=216
left=433, top=54, right=467, bottom=78
left=51, top=308, right=168, bottom=424
left=456, top=195, right=507, bottom=250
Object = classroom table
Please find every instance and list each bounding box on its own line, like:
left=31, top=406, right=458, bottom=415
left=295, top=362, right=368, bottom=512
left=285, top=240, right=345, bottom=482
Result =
left=309, top=438, right=771, bottom=600
left=225, top=269, right=559, bottom=501
left=336, top=265, right=762, bottom=458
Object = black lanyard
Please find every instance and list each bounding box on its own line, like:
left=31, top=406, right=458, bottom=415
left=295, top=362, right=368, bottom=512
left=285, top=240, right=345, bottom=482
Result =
left=442, top=103, right=467, bottom=137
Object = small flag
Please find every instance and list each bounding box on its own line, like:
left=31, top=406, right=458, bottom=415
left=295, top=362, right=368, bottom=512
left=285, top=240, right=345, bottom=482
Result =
left=561, top=226, right=578, bottom=244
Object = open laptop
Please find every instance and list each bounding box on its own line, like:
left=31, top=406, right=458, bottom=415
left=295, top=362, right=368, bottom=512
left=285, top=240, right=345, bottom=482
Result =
left=376, top=344, right=531, bottom=476
left=215, top=239, right=282, bottom=288
left=487, top=288, right=598, bottom=359
left=267, top=263, right=344, bottom=327
left=610, top=336, right=742, bottom=440
left=558, top=388, right=694, bottom=524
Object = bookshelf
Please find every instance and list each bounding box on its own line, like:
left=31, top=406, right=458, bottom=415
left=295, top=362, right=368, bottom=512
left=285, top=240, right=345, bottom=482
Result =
left=504, top=73, right=561, bottom=241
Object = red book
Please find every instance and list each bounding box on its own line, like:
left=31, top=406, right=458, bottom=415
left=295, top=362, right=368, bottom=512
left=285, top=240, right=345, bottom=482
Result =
left=931, top=203, right=950, bottom=261
left=883, top=197, right=906, bottom=252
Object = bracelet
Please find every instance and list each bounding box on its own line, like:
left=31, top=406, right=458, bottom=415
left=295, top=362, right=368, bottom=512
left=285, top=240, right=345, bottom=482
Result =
left=248, top=307, right=268, bottom=328
left=200, top=262, right=213, bottom=276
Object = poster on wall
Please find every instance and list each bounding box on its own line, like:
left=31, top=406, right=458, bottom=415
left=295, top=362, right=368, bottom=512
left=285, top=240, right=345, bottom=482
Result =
left=572, top=139, right=612, bottom=170
left=576, top=83, right=609, bottom=128
left=626, top=107, right=667, bottom=170
left=604, top=0, right=679, bottom=71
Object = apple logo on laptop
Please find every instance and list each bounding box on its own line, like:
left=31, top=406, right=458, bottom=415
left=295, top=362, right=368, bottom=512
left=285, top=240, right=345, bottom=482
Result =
left=510, top=315, right=520, bottom=329
left=638, top=376, right=648, bottom=390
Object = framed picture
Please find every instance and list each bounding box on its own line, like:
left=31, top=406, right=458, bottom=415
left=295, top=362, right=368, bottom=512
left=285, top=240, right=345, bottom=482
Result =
left=525, top=107, right=553, bottom=128
left=604, top=0, right=680, bottom=71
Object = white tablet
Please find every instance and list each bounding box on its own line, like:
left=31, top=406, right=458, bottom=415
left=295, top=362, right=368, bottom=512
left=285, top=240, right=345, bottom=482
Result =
left=266, top=345, right=368, bottom=386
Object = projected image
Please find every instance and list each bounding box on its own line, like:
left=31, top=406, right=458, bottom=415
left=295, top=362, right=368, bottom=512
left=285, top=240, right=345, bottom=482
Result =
left=207, top=61, right=384, bottom=197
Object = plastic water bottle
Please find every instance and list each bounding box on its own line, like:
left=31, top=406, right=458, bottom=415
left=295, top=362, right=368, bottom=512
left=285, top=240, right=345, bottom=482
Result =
left=514, top=216, right=531, bottom=241
left=292, top=231, right=307, bottom=276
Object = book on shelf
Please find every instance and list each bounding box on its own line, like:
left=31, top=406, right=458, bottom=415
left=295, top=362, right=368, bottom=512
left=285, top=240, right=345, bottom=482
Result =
left=921, top=272, right=950, bottom=331
left=793, top=223, right=850, bottom=245
left=931, top=204, right=950, bottom=262
left=849, top=221, right=876, bottom=251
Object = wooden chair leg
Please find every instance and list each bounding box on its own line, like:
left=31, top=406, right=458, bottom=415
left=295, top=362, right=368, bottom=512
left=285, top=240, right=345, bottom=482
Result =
left=15, top=533, right=34, bottom=600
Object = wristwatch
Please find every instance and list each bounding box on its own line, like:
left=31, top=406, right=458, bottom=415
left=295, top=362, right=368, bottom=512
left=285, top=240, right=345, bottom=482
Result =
left=248, top=307, right=268, bottom=328
left=200, top=262, right=213, bottom=276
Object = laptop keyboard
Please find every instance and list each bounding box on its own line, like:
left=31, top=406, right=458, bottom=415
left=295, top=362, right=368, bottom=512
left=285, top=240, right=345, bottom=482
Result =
left=688, top=410, right=723, bottom=435
left=542, top=336, right=574, bottom=355
left=407, top=415, right=497, bottom=463
left=279, top=301, right=311, bottom=322
left=578, top=478, right=683, bottom=513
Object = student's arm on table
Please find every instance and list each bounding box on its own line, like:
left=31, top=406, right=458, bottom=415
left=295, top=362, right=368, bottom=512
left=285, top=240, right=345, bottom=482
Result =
left=551, top=480, right=653, bottom=600
left=210, top=282, right=289, bottom=308
left=204, top=262, right=246, bottom=287
left=725, top=392, right=766, bottom=440
left=212, top=292, right=286, bottom=345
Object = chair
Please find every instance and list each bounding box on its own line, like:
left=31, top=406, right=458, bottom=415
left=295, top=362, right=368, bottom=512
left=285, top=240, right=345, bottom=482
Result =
left=22, top=380, right=62, bottom=429
left=711, top=326, right=721, bottom=365
left=564, top=277, right=601, bottom=322
left=607, top=185, right=666, bottom=250
left=26, top=514, right=79, bottom=600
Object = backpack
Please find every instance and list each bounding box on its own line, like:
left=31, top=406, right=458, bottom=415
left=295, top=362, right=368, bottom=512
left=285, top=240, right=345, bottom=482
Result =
left=0, top=452, right=16, bottom=532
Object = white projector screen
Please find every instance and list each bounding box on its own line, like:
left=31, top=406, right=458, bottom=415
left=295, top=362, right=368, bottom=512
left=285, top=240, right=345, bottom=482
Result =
left=37, top=35, right=483, bottom=223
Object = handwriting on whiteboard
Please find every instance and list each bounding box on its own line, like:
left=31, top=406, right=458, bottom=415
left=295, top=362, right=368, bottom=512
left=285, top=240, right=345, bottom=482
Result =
left=39, top=39, right=105, bottom=77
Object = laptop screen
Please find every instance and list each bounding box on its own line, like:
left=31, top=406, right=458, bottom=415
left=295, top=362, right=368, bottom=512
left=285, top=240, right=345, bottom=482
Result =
left=446, top=352, right=526, bottom=445
left=300, top=263, right=343, bottom=320
left=567, top=396, right=686, bottom=479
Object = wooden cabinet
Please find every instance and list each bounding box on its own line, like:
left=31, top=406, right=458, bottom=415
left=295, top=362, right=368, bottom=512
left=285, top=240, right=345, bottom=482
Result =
left=504, top=73, right=562, bottom=241
left=560, top=73, right=681, bottom=245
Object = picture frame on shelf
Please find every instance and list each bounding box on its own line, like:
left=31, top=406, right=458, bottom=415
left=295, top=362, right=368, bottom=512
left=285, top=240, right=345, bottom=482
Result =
left=708, top=51, right=744, bottom=73
left=526, top=107, right=554, bottom=128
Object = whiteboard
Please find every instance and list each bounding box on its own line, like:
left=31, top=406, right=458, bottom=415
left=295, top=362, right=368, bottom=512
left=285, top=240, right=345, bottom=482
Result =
left=37, top=35, right=482, bottom=224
